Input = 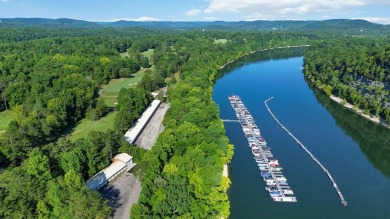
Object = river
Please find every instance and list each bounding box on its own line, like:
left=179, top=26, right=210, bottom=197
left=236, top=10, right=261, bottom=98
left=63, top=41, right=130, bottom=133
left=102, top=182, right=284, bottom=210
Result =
left=212, top=48, right=390, bottom=219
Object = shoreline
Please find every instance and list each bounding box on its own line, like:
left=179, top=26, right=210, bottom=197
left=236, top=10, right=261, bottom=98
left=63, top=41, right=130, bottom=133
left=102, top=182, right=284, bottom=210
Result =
left=216, top=44, right=310, bottom=218
left=329, top=95, right=389, bottom=129
left=219, top=45, right=390, bottom=130
left=219, top=45, right=311, bottom=70
left=223, top=164, right=228, bottom=177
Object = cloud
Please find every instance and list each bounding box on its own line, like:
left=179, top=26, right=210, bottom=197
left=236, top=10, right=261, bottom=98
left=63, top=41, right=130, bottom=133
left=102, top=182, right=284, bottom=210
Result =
left=133, top=16, right=160, bottom=21
left=205, top=16, right=220, bottom=21
left=107, top=17, right=160, bottom=22
left=197, top=0, right=389, bottom=20
left=359, top=17, right=390, bottom=24
left=1, top=0, right=9, bottom=2
left=186, top=9, right=202, bottom=16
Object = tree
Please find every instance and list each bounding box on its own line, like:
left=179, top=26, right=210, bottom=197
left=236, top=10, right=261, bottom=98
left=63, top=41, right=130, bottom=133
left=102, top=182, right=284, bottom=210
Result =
left=0, top=81, right=9, bottom=110
left=138, top=73, right=154, bottom=92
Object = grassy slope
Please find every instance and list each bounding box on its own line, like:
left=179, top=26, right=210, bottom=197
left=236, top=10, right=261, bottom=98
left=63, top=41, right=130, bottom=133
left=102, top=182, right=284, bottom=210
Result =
left=142, top=49, right=154, bottom=59
left=0, top=110, right=16, bottom=138
left=67, top=111, right=118, bottom=141
left=119, top=52, right=129, bottom=57
left=213, top=39, right=228, bottom=44
left=100, top=69, right=148, bottom=107
left=120, top=48, right=154, bottom=59
left=67, top=49, right=156, bottom=141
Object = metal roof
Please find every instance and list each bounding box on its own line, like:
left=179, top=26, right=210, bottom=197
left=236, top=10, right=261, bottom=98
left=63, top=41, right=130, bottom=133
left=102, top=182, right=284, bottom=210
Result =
left=124, top=100, right=161, bottom=144
left=86, top=153, right=132, bottom=190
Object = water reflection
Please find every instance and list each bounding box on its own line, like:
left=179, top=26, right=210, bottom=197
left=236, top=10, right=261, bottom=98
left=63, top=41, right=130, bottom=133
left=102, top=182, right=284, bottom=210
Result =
left=309, top=81, right=390, bottom=176
left=215, top=47, right=307, bottom=80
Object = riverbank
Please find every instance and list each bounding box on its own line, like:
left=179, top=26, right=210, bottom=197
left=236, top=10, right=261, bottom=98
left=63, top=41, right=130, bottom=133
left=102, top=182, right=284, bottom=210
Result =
left=219, top=45, right=310, bottom=70
left=213, top=48, right=390, bottom=218
left=329, top=95, right=389, bottom=129
left=223, top=164, right=228, bottom=177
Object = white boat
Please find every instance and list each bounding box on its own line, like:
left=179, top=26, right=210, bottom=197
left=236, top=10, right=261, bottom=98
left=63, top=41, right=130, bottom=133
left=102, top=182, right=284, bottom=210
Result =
left=272, top=196, right=297, bottom=202
left=282, top=189, right=294, bottom=195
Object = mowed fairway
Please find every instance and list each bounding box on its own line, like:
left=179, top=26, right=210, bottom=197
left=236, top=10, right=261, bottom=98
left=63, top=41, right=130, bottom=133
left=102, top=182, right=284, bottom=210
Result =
left=0, top=110, right=16, bottom=138
left=120, top=48, right=154, bottom=59
left=214, top=39, right=228, bottom=44
left=142, top=49, right=154, bottom=59
left=68, top=111, right=117, bottom=141
left=100, top=70, right=146, bottom=107
left=68, top=49, right=155, bottom=141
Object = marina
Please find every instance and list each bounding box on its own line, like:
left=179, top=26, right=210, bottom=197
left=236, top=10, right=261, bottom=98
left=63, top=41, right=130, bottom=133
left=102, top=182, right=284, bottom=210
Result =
left=214, top=50, right=390, bottom=218
left=228, top=95, right=297, bottom=202
left=264, top=97, right=347, bottom=207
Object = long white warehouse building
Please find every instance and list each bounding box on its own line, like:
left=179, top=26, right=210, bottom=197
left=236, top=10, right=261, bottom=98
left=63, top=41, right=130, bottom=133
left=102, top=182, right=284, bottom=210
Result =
left=124, top=99, right=161, bottom=144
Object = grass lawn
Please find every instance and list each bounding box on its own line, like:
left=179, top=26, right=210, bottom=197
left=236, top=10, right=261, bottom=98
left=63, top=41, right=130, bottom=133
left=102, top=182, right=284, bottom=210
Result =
left=100, top=68, right=150, bottom=107
left=68, top=111, right=118, bottom=141
left=0, top=110, right=16, bottom=137
left=142, top=49, right=154, bottom=59
left=119, top=51, right=129, bottom=57
left=214, top=39, right=228, bottom=44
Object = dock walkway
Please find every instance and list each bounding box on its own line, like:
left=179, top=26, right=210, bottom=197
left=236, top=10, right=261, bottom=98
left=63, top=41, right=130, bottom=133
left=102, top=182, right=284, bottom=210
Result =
left=221, top=119, right=240, bottom=122
left=228, top=95, right=297, bottom=202
left=264, top=97, right=347, bottom=207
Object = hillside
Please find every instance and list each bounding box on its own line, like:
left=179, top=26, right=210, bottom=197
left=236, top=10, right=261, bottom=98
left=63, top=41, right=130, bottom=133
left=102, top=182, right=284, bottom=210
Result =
left=304, top=39, right=390, bottom=125
left=0, top=18, right=101, bottom=28
left=1, top=18, right=389, bottom=36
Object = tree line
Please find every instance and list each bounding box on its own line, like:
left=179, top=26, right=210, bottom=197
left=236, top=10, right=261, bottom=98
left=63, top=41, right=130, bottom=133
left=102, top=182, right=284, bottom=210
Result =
left=130, top=32, right=312, bottom=218
left=0, top=28, right=155, bottom=218
left=304, top=38, right=390, bottom=124
left=0, top=26, right=316, bottom=218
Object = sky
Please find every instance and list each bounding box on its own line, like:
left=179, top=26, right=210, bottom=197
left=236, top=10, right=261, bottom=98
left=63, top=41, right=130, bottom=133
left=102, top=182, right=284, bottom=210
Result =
left=0, top=0, right=389, bottom=24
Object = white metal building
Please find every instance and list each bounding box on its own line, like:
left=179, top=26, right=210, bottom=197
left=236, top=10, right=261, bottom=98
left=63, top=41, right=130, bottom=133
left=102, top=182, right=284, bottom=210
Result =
left=124, top=99, right=161, bottom=144
left=86, top=153, right=134, bottom=191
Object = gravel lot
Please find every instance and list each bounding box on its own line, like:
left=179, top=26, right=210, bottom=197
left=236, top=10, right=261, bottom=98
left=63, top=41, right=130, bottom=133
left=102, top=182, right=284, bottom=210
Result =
left=135, top=103, right=169, bottom=150
left=100, top=168, right=141, bottom=219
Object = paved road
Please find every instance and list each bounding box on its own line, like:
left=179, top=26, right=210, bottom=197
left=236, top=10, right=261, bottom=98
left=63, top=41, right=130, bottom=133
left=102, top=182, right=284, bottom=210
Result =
left=100, top=168, right=141, bottom=219
left=100, top=103, right=169, bottom=219
left=135, top=103, right=169, bottom=150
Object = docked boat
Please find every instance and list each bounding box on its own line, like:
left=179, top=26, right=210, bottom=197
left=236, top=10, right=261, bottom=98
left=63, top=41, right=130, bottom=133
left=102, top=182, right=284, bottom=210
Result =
left=282, top=189, right=294, bottom=195
left=269, top=191, right=282, bottom=197
left=273, top=196, right=297, bottom=202
left=261, top=172, right=272, bottom=177
left=228, top=95, right=297, bottom=203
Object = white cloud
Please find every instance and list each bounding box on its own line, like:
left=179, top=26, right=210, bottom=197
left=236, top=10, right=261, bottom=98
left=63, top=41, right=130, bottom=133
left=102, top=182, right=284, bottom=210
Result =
left=1, top=0, right=9, bottom=2
left=194, top=0, right=389, bottom=20
left=186, top=9, right=202, bottom=16
left=133, top=16, right=160, bottom=21
left=359, top=17, right=390, bottom=24
left=106, top=17, right=160, bottom=22
left=205, top=16, right=220, bottom=21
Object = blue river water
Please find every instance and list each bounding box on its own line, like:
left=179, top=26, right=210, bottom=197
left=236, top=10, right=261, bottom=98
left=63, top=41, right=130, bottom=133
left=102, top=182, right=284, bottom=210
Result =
left=212, top=48, right=390, bottom=219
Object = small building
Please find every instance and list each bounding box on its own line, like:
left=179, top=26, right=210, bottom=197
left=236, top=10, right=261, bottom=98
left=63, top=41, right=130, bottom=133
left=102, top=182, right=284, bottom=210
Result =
left=124, top=100, right=161, bottom=144
left=86, top=153, right=134, bottom=191
left=151, top=92, right=159, bottom=99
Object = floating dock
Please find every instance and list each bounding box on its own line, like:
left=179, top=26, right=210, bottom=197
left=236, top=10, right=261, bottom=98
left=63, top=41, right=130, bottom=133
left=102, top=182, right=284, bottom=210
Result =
left=228, top=95, right=297, bottom=202
left=264, top=97, right=347, bottom=207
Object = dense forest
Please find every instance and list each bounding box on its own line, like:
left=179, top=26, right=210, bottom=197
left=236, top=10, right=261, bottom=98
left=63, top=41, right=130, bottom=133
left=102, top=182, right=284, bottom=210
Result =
left=130, top=31, right=313, bottom=218
left=304, top=39, right=390, bottom=125
left=0, top=18, right=389, bottom=218
left=2, top=18, right=390, bottom=35
left=0, top=26, right=157, bottom=218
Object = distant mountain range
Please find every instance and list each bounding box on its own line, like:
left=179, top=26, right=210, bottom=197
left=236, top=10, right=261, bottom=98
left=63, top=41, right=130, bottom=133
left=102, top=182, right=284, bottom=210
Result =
left=0, top=18, right=389, bottom=34
left=0, top=18, right=101, bottom=28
